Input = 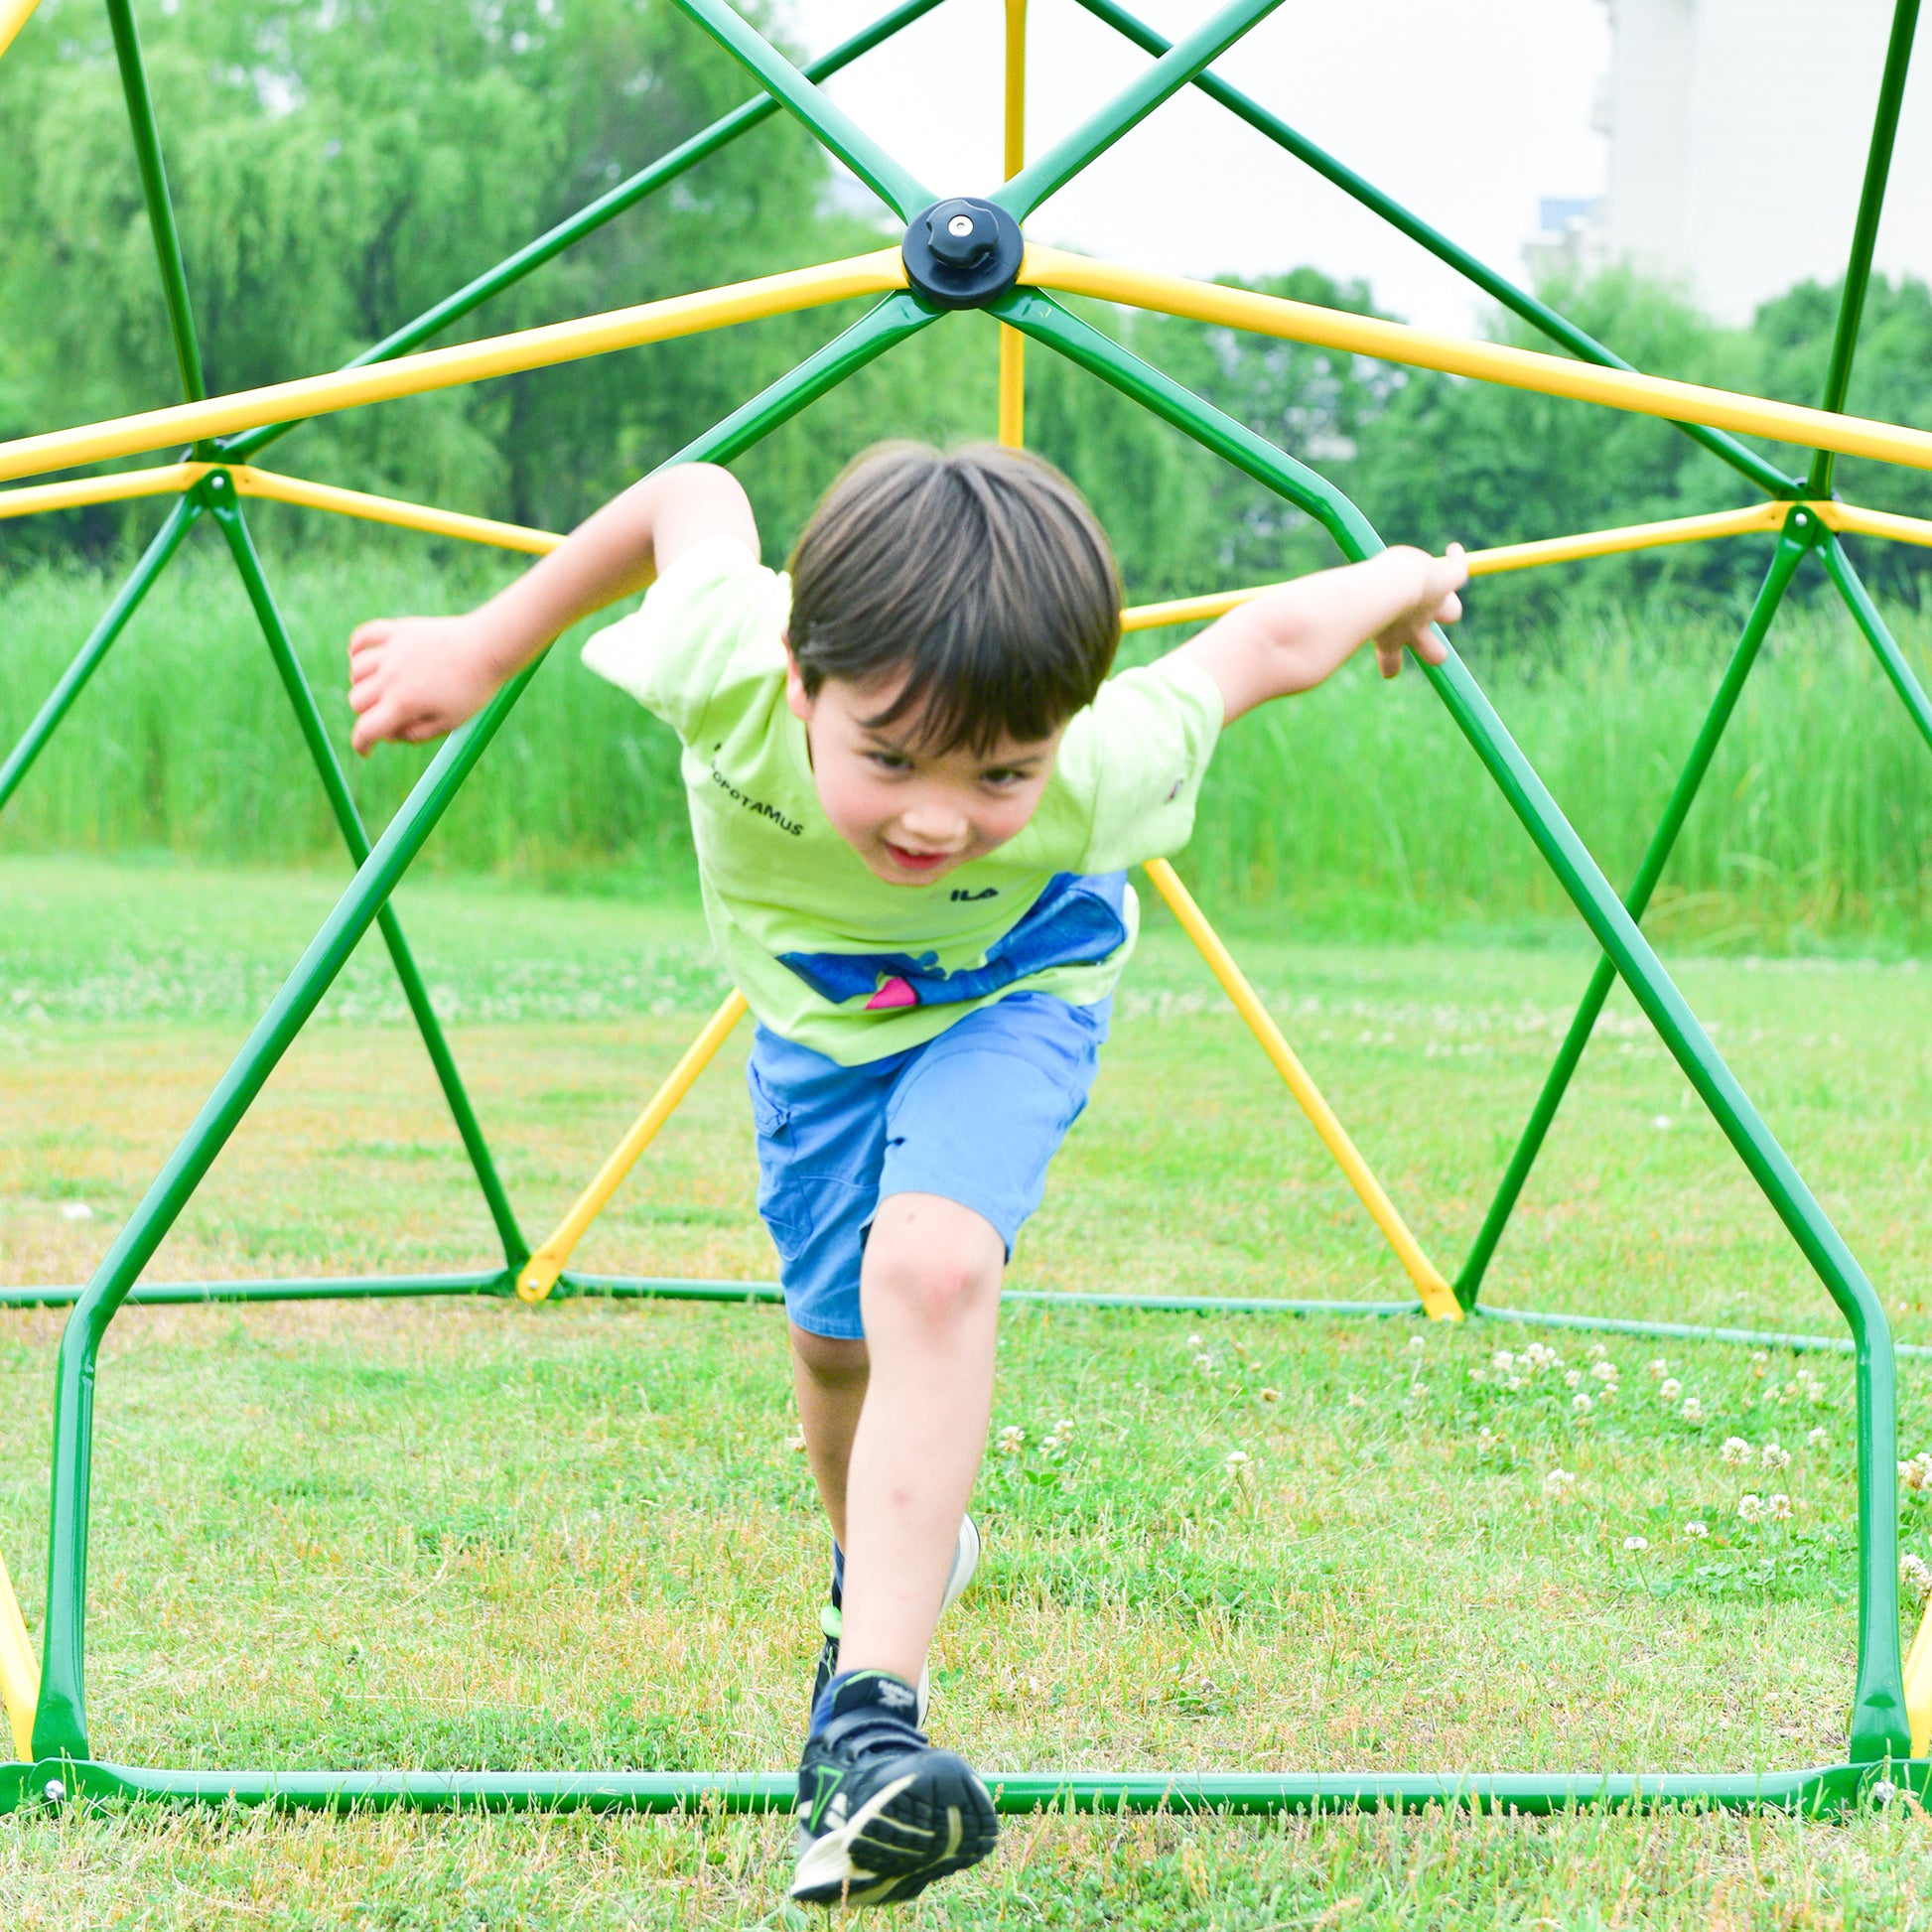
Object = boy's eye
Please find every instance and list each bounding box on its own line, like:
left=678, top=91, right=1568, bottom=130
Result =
left=980, top=768, right=1027, bottom=787
left=867, top=751, right=913, bottom=773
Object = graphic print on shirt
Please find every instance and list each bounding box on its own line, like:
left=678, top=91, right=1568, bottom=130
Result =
left=778, top=872, right=1129, bottom=1012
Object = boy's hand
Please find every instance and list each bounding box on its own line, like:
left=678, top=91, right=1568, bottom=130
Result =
left=347, top=615, right=505, bottom=756
left=1371, top=544, right=1464, bottom=678
left=1177, top=541, right=1469, bottom=727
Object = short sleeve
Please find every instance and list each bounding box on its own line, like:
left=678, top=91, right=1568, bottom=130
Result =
left=1061, top=654, right=1225, bottom=873
left=580, top=538, right=787, bottom=745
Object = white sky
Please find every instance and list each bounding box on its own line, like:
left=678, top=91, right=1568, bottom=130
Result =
left=780, top=0, right=1610, bottom=335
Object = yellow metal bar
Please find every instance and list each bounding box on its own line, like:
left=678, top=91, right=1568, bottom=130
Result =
left=0, top=1546, right=39, bottom=1762
left=1817, top=498, right=1932, bottom=551
left=1021, top=247, right=1932, bottom=478
left=1141, top=857, right=1459, bottom=1320
left=0, top=0, right=41, bottom=63
left=1906, top=1595, right=1932, bottom=1756
left=516, top=991, right=750, bottom=1303
left=0, top=462, right=207, bottom=522
left=0, top=250, right=908, bottom=487
left=998, top=0, right=1029, bottom=447
left=1119, top=502, right=1804, bottom=634
left=231, top=468, right=562, bottom=554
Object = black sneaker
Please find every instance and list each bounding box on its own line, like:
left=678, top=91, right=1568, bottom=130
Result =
left=791, top=1670, right=998, bottom=1906
left=811, top=1516, right=980, bottom=1723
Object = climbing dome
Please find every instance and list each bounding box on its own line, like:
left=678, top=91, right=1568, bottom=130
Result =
left=5, top=0, right=1932, bottom=1819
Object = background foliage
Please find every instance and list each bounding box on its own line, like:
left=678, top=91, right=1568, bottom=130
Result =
left=3, top=0, right=1932, bottom=941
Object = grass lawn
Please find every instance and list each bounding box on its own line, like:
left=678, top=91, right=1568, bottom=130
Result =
left=5, top=855, right=1932, bottom=1926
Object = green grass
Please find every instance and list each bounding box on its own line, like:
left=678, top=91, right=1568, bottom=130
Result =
left=7, top=855, right=1932, bottom=1925
left=6, top=538, right=1932, bottom=944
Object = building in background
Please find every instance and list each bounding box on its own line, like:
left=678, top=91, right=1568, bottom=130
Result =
left=1530, top=0, right=1932, bottom=322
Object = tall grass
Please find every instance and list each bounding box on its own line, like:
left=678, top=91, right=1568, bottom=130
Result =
left=3, top=535, right=1930, bottom=945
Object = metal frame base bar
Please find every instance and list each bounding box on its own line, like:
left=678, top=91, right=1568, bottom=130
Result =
left=0, top=1755, right=1913, bottom=1818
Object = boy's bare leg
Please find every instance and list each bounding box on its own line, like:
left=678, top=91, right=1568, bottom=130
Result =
left=788, top=1324, right=869, bottom=1548
left=835, top=1191, right=1002, bottom=1688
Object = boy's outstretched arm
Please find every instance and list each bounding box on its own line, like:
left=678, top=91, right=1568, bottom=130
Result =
left=1174, top=544, right=1466, bottom=728
left=347, top=463, right=757, bottom=755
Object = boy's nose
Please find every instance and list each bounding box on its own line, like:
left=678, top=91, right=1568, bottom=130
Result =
left=897, top=803, right=969, bottom=848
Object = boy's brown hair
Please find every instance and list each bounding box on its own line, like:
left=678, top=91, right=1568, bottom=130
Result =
left=786, top=443, right=1122, bottom=754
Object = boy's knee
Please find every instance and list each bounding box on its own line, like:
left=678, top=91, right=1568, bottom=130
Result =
left=790, top=1324, right=869, bottom=1388
left=866, top=1194, right=1003, bottom=1329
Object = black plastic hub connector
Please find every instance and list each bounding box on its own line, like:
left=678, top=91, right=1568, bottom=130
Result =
left=901, top=197, right=1024, bottom=311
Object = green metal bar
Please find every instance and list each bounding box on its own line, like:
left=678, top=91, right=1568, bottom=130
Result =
left=1474, top=1304, right=1932, bottom=1362
left=1063, top=0, right=1800, bottom=500
left=204, top=478, right=528, bottom=1268
left=1810, top=0, right=1921, bottom=497
left=0, top=1272, right=512, bottom=1311
left=103, top=0, right=207, bottom=408
left=1822, top=536, right=1932, bottom=759
left=0, top=494, right=199, bottom=819
left=1454, top=524, right=1815, bottom=1308
left=668, top=0, right=930, bottom=219
left=217, top=0, right=947, bottom=464
left=994, top=0, right=1286, bottom=220
left=3, top=1756, right=1902, bottom=1819
left=999, top=284, right=1908, bottom=1763
left=30, top=292, right=937, bottom=1764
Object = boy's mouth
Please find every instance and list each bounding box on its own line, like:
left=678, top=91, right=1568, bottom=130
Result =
left=882, top=841, right=953, bottom=875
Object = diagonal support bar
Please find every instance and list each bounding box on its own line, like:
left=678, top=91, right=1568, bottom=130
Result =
left=1142, top=859, right=1459, bottom=1319
left=669, top=0, right=931, bottom=218
left=104, top=0, right=207, bottom=408
left=0, top=1546, right=37, bottom=1762
left=0, top=252, right=907, bottom=486
left=204, top=479, right=528, bottom=1267
left=0, top=494, right=201, bottom=820
left=1065, top=0, right=1799, bottom=498
left=1020, top=250, right=1932, bottom=477
left=1453, top=519, right=1817, bottom=1307
left=0, top=0, right=41, bottom=63
left=998, top=283, right=1908, bottom=1761
left=1811, top=0, right=1921, bottom=497
left=517, top=992, right=749, bottom=1302
left=219, top=0, right=948, bottom=464
left=994, top=0, right=1286, bottom=219
left=31, top=291, right=939, bottom=1763
left=1821, top=536, right=1932, bottom=759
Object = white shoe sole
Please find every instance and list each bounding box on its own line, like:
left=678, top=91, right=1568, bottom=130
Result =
left=915, top=1513, right=980, bottom=1725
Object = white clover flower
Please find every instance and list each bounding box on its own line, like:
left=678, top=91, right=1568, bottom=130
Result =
left=1564, top=1368, right=1584, bottom=1390
left=1622, top=1535, right=1648, bottom=1553
left=1468, top=1369, right=1489, bottom=1385
left=1223, top=1449, right=1251, bottom=1473
left=1505, top=1377, right=1526, bottom=1392
left=1572, top=1393, right=1594, bottom=1416
left=1808, top=1427, right=1828, bottom=1449
left=1750, top=1351, right=1770, bottom=1377
left=1259, top=1387, right=1282, bottom=1405
left=1648, top=1358, right=1670, bottom=1379
left=785, top=1429, right=808, bottom=1453
left=1185, top=1333, right=1203, bottom=1348
left=1652, top=1115, right=1673, bottom=1131
left=58, top=1201, right=92, bottom=1222
left=1767, top=1492, right=1793, bottom=1521
left=1722, top=1437, right=1752, bottom=1465
left=1491, top=1350, right=1517, bottom=1373
left=1408, top=1335, right=1426, bottom=1353
left=1591, top=1361, right=1618, bottom=1383
left=1760, top=1442, right=1793, bottom=1473
left=1587, top=1344, right=1608, bottom=1362
left=996, top=1425, right=1027, bottom=1455
left=1051, top=1418, right=1075, bottom=1442
left=1685, top=1521, right=1710, bottom=1540
left=1543, top=1467, right=1577, bottom=1499
left=1737, top=1493, right=1765, bottom=1524
left=1193, top=1352, right=1215, bottom=1372
left=1903, top=1555, right=1932, bottom=1598
left=1475, top=1427, right=1501, bottom=1456
left=1681, top=1398, right=1706, bottom=1424
left=1659, top=1378, right=1683, bottom=1404
left=1902, top=1453, right=1932, bottom=1493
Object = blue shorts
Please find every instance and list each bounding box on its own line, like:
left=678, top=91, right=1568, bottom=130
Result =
left=746, top=992, right=1111, bottom=1340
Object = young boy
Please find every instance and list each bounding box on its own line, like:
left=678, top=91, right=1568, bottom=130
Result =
left=347, top=444, right=1462, bottom=1905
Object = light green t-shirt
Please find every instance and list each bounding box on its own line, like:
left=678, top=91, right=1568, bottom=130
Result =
left=582, top=539, right=1223, bottom=1065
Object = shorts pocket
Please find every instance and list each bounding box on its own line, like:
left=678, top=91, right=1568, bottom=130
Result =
left=747, top=1061, right=812, bottom=1262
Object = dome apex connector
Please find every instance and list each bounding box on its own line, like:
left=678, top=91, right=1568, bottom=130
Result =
left=901, top=197, right=1024, bottom=312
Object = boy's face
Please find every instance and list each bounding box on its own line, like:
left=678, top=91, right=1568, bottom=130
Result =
left=785, top=657, right=1063, bottom=887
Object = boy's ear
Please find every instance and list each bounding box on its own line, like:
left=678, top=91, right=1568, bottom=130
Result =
left=783, top=645, right=813, bottom=724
